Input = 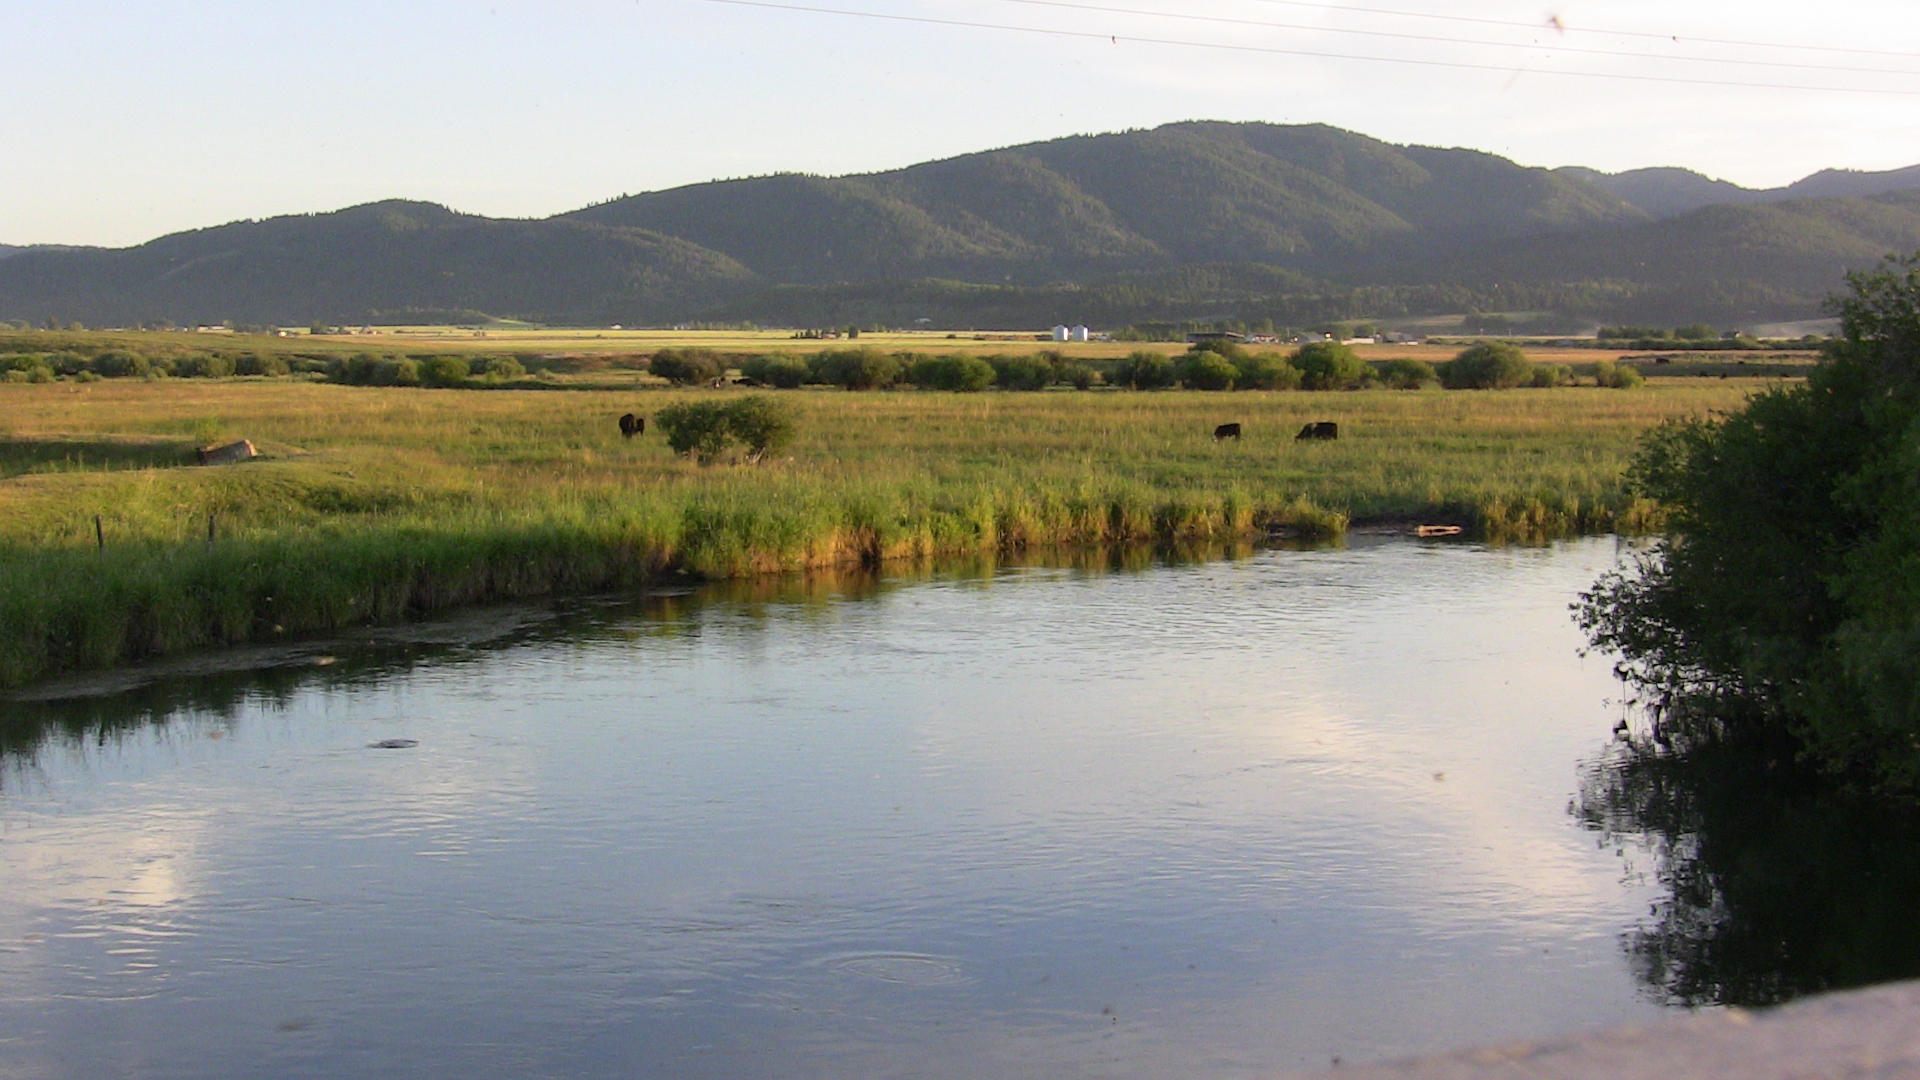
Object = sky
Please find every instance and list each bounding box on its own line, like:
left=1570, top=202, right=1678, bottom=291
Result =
left=3, top=0, right=1918, bottom=247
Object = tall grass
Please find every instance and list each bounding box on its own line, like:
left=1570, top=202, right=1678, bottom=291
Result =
left=0, top=379, right=1759, bottom=686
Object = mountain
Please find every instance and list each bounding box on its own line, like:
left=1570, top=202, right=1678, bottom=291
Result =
left=566, top=122, right=1645, bottom=284
left=1405, top=190, right=1920, bottom=323
left=0, top=201, right=757, bottom=327
left=1562, top=162, right=1920, bottom=219
left=2, top=121, right=1919, bottom=329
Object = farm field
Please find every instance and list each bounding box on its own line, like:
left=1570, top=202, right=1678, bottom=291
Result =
left=0, top=377, right=1765, bottom=687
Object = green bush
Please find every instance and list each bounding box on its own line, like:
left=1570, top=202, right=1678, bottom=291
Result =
left=1376, top=357, right=1439, bottom=390
left=655, top=396, right=796, bottom=463
left=1292, top=342, right=1367, bottom=390
left=1178, top=350, right=1239, bottom=390
left=172, top=353, right=238, bottom=378
left=740, top=354, right=811, bottom=389
left=420, top=355, right=471, bottom=388
left=1113, top=350, right=1177, bottom=390
left=810, top=348, right=901, bottom=390
left=234, top=352, right=291, bottom=377
left=89, top=350, right=150, bottom=379
left=1442, top=342, right=1533, bottom=389
left=988, top=353, right=1057, bottom=391
left=473, top=355, right=525, bottom=381
left=906, top=354, right=995, bottom=392
left=1052, top=357, right=1099, bottom=390
left=1593, top=360, right=1646, bottom=388
left=1527, top=363, right=1574, bottom=388
left=330, top=353, right=421, bottom=386
left=1578, top=252, right=1920, bottom=796
left=649, top=348, right=724, bottom=385
left=1229, top=352, right=1299, bottom=390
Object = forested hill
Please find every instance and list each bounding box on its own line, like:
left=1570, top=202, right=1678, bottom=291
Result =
left=563, top=121, right=1645, bottom=283
left=1559, top=162, right=1920, bottom=219
left=0, top=202, right=758, bottom=328
left=3, top=121, right=1920, bottom=328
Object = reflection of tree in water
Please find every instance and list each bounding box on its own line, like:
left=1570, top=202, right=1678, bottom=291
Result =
left=1576, top=714, right=1920, bottom=1008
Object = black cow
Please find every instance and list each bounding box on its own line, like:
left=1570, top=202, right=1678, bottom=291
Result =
left=1213, top=423, right=1242, bottom=441
left=1296, top=421, right=1338, bottom=441
left=619, top=413, right=645, bottom=438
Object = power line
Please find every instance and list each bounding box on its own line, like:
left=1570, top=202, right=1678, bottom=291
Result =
left=702, top=0, right=1920, bottom=95
left=989, top=0, right=1920, bottom=76
left=1238, top=0, right=1920, bottom=61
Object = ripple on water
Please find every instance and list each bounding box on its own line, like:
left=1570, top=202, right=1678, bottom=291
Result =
left=825, top=952, right=970, bottom=987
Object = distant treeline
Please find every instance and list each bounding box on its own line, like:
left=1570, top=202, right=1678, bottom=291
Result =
left=648, top=343, right=1644, bottom=394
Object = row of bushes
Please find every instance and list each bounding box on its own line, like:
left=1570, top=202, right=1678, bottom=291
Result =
left=676, top=342, right=1645, bottom=393
left=324, top=352, right=526, bottom=387
left=0, top=349, right=310, bottom=382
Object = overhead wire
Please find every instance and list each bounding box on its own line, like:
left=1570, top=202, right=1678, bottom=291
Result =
left=986, top=0, right=1920, bottom=76
left=702, top=0, right=1920, bottom=96
left=1238, top=0, right=1920, bottom=61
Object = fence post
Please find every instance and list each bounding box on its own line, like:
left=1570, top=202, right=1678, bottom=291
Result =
left=94, top=514, right=104, bottom=552
left=207, top=513, right=216, bottom=548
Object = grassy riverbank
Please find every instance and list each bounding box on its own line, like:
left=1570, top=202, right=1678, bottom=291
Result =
left=0, top=378, right=1760, bottom=687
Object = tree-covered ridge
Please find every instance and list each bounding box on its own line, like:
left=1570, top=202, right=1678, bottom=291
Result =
left=3, top=121, right=1920, bottom=328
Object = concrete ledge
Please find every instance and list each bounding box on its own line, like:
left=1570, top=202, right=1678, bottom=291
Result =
left=1291, top=980, right=1920, bottom=1080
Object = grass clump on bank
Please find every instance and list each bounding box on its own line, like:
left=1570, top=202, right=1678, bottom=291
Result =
left=0, top=378, right=1763, bottom=687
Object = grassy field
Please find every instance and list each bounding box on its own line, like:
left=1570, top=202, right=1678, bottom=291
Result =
left=0, top=377, right=1764, bottom=688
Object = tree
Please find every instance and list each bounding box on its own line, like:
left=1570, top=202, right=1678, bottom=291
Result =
left=649, top=348, right=724, bottom=385
left=905, top=354, right=994, bottom=392
left=1291, top=342, right=1367, bottom=390
left=809, top=348, right=901, bottom=390
left=1578, top=251, right=1920, bottom=796
left=1442, top=342, right=1532, bottom=389
left=655, top=397, right=796, bottom=463
left=1178, top=350, right=1238, bottom=390
left=1113, top=350, right=1176, bottom=389
left=1377, top=357, right=1438, bottom=389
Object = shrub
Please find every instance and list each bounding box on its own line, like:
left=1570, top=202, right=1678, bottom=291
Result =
left=1376, top=357, right=1439, bottom=390
left=1527, top=363, right=1573, bottom=388
left=172, top=353, right=238, bottom=378
left=420, top=355, right=471, bottom=388
left=649, top=348, right=724, bottom=385
left=810, top=348, right=901, bottom=390
left=331, top=353, right=421, bottom=386
left=473, top=355, right=525, bottom=381
left=1292, top=342, right=1368, bottom=390
left=234, top=352, right=291, bottom=377
left=989, top=353, right=1057, bottom=391
left=1442, top=342, right=1533, bottom=389
left=721, top=396, right=797, bottom=461
left=1232, top=352, right=1301, bottom=390
left=1052, top=357, right=1099, bottom=390
left=1593, top=360, right=1645, bottom=388
left=89, top=350, right=149, bottom=379
left=1178, top=350, right=1239, bottom=390
left=906, top=354, right=995, bottom=392
left=740, top=354, right=811, bottom=389
left=1113, top=350, right=1177, bottom=389
left=655, top=396, right=796, bottom=463
left=1189, top=339, right=1252, bottom=365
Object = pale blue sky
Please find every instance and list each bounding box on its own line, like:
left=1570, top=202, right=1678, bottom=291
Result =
left=4, top=0, right=1918, bottom=246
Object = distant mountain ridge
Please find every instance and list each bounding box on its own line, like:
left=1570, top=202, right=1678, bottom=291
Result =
left=2, top=121, right=1918, bottom=329
left=1558, top=162, right=1920, bottom=219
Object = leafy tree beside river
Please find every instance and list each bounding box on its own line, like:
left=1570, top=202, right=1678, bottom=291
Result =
left=1580, top=252, right=1920, bottom=796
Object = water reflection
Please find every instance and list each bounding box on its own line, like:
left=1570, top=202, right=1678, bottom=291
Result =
left=2, top=538, right=1665, bottom=1080
left=1575, top=724, right=1920, bottom=1007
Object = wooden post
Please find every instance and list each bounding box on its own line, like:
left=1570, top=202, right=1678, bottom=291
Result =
left=207, top=513, right=216, bottom=548
left=94, top=515, right=104, bottom=552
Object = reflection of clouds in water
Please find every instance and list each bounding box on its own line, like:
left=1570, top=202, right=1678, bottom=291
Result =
left=0, top=539, right=1667, bottom=1079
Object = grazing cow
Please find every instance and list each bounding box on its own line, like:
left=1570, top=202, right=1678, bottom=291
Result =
left=1213, top=422, right=1242, bottom=441
left=1296, top=421, right=1338, bottom=441
left=618, top=413, right=644, bottom=438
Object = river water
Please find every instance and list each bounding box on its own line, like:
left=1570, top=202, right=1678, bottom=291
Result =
left=1, top=538, right=1676, bottom=1079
